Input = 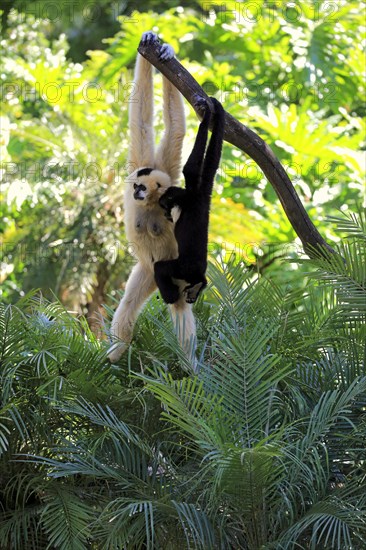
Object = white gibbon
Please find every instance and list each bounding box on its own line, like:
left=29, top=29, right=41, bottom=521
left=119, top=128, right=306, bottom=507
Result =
left=108, top=31, right=197, bottom=364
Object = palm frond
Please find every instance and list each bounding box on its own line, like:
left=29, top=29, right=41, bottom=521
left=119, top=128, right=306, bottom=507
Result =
left=141, top=370, right=224, bottom=452
left=0, top=505, right=44, bottom=550
left=275, top=494, right=366, bottom=549
left=327, top=209, right=366, bottom=240
left=304, top=240, right=366, bottom=322
left=172, top=501, right=215, bottom=549
left=0, top=302, right=27, bottom=365
left=40, top=486, right=93, bottom=550
left=1, top=213, right=366, bottom=549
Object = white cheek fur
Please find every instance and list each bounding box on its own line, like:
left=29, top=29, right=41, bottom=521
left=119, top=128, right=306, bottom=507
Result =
left=171, top=206, right=182, bottom=223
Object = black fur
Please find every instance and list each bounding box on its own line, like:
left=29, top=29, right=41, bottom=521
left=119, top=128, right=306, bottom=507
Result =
left=154, top=97, right=225, bottom=304
left=136, top=167, right=153, bottom=177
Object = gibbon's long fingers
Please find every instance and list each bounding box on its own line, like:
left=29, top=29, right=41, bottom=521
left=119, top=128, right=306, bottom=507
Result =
left=200, top=98, right=225, bottom=190
left=155, top=78, right=186, bottom=185
left=108, top=263, right=157, bottom=362
left=182, top=104, right=211, bottom=190
left=183, top=281, right=207, bottom=304
left=159, top=44, right=175, bottom=62
left=127, top=55, right=155, bottom=172
left=140, top=31, right=159, bottom=45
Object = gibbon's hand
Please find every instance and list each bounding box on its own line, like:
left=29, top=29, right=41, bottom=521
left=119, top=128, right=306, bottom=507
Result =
left=183, top=282, right=206, bottom=304
left=140, top=31, right=159, bottom=45
left=159, top=43, right=174, bottom=62
left=140, top=31, right=174, bottom=62
left=192, top=94, right=207, bottom=109
left=192, top=94, right=209, bottom=118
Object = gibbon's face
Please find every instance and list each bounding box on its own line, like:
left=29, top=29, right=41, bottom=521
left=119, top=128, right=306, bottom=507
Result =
left=158, top=188, right=176, bottom=212
left=128, top=168, right=172, bottom=205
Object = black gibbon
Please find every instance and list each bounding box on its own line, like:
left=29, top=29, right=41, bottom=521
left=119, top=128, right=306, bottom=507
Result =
left=109, top=31, right=197, bottom=363
left=155, top=97, right=225, bottom=304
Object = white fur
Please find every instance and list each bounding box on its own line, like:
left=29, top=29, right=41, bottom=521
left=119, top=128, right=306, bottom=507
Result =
left=171, top=205, right=182, bottom=224
left=109, top=33, right=196, bottom=366
left=123, top=168, right=178, bottom=263
left=160, top=43, right=174, bottom=61
left=155, top=78, right=186, bottom=184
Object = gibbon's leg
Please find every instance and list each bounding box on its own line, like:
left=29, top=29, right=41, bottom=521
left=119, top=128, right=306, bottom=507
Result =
left=127, top=40, right=156, bottom=172
left=108, top=263, right=157, bottom=362
left=169, top=296, right=197, bottom=370
left=182, top=98, right=211, bottom=189
left=156, top=258, right=207, bottom=305
left=199, top=98, right=225, bottom=192
left=155, top=76, right=186, bottom=185
left=154, top=259, right=181, bottom=304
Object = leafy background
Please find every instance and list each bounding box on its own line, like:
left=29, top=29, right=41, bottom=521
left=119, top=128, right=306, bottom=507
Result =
left=0, top=1, right=365, bottom=548
left=1, top=0, right=365, bottom=314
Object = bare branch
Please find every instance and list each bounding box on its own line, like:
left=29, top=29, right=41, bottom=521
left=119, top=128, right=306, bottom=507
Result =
left=138, top=40, right=336, bottom=257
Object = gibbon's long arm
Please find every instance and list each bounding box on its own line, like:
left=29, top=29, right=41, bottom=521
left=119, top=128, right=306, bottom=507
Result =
left=138, top=41, right=336, bottom=258
left=127, top=54, right=155, bottom=172
left=201, top=101, right=226, bottom=191
left=155, top=79, right=186, bottom=185
left=182, top=103, right=211, bottom=192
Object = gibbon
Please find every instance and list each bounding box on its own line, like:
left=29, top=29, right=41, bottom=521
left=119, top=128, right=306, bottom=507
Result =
left=155, top=97, right=225, bottom=304
left=109, top=31, right=196, bottom=363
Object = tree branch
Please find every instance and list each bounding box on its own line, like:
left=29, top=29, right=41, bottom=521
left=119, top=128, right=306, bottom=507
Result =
left=138, top=40, right=335, bottom=257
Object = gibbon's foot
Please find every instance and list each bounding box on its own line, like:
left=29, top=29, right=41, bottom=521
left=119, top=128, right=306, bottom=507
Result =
left=183, top=281, right=206, bottom=304
left=141, top=31, right=159, bottom=45
left=107, top=341, right=129, bottom=363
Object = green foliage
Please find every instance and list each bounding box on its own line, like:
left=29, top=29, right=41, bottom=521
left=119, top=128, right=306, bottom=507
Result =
left=0, top=0, right=189, bottom=62
left=0, top=216, right=365, bottom=549
left=1, top=2, right=365, bottom=307
left=0, top=6, right=365, bottom=546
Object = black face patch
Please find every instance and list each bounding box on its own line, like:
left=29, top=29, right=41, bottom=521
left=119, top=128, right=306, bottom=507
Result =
left=137, top=167, right=153, bottom=177
left=133, top=184, right=147, bottom=200
left=134, top=183, right=146, bottom=191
